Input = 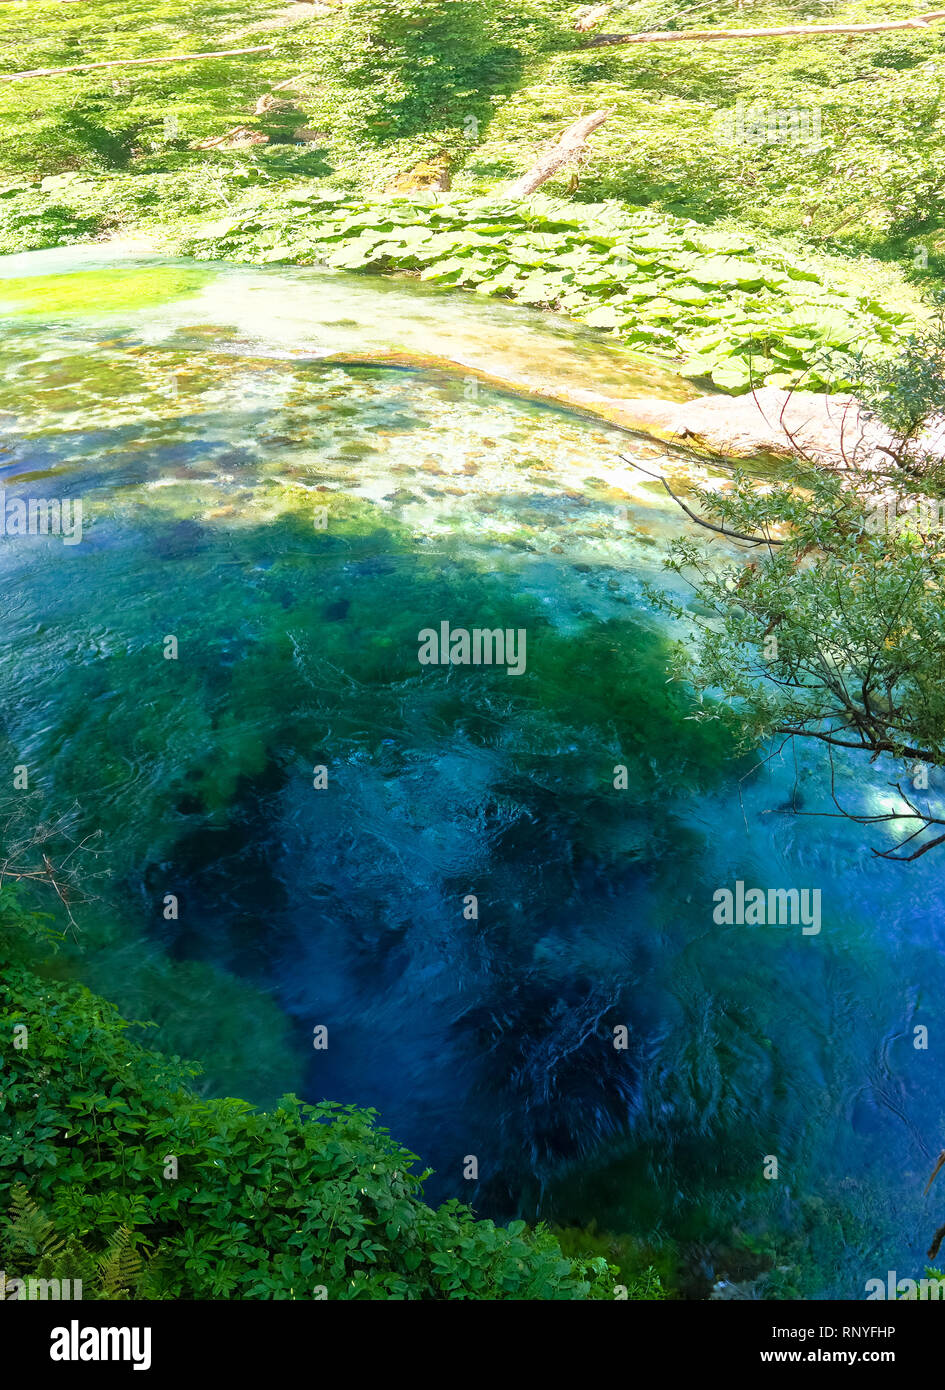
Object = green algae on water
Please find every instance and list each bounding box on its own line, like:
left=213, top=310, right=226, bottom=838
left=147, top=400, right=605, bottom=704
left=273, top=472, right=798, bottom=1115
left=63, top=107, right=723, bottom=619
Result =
left=0, top=263, right=213, bottom=318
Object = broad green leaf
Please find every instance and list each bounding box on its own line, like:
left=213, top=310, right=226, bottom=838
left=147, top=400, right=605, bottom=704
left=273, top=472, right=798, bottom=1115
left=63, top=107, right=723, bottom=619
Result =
left=583, top=305, right=620, bottom=329
left=419, top=257, right=467, bottom=280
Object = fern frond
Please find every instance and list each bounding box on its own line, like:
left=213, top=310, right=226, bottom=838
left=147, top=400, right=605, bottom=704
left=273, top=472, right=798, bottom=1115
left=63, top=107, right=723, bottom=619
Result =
left=4, top=1185, right=65, bottom=1261
left=98, top=1225, right=143, bottom=1297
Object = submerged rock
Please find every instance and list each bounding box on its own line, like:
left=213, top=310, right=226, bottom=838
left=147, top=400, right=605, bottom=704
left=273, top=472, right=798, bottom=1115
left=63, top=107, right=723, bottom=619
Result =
left=309, top=345, right=939, bottom=477
left=709, top=1277, right=766, bottom=1300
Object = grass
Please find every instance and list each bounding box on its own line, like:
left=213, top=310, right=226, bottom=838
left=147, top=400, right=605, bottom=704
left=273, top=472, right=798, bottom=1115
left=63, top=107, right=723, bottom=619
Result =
left=458, top=0, right=945, bottom=273
left=1, top=0, right=943, bottom=381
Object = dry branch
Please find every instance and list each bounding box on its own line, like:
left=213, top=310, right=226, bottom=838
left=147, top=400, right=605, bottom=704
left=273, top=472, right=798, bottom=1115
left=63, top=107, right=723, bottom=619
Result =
left=584, top=10, right=945, bottom=45
left=620, top=455, right=785, bottom=545
left=924, top=1150, right=945, bottom=1197
left=1, top=45, right=274, bottom=82
left=505, top=109, right=612, bottom=197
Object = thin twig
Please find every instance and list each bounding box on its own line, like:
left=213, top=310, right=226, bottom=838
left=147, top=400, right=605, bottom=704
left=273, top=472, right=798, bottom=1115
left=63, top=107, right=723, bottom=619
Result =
left=621, top=454, right=786, bottom=544
left=2, top=46, right=273, bottom=82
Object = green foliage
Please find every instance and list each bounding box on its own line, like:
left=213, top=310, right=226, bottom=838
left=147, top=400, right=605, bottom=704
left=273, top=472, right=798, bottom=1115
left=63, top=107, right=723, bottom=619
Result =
left=0, top=883, right=64, bottom=961
left=1, top=0, right=944, bottom=293
left=0, top=181, right=105, bottom=255
left=553, top=1221, right=672, bottom=1297
left=277, top=0, right=570, bottom=189
left=3, top=1186, right=147, bottom=1300
left=461, top=0, right=945, bottom=274
left=845, top=293, right=945, bottom=475
left=0, top=162, right=281, bottom=255
left=918, top=1267, right=945, bottom=1298
left=307, top=0, right=564, bottom=143
left=54, top=93, right=143, bottom=171
left=647, top=455, right=945, bottom=854
left=0, top=939, right=616, bottom=1299
left=184, top=185, right=912, bottom=391
left=0, top=0, right=285, bottom=180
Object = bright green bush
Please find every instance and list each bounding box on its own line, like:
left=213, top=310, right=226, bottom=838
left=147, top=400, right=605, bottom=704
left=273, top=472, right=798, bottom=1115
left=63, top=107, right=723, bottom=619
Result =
left=0, top=904, right=617, bottom=1300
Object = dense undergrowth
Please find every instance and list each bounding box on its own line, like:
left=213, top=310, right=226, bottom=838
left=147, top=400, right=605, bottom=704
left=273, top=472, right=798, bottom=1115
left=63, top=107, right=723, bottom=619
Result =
left=0, top=0, right=941, bottom=392
left=185, top=185, right=913, bottom=390
left=5, top=0, right=944, bottom=268
left=0, top=891, right=647, bottom=1299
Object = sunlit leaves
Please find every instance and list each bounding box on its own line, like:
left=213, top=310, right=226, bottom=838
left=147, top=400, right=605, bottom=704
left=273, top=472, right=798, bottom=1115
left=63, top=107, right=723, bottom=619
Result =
left=186, top=189, right=913, bottom=393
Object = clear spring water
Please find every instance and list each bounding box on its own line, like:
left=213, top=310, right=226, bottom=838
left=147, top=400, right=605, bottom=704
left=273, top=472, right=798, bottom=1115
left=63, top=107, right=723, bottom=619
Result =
left=2, top=244, right=945, bottom=1298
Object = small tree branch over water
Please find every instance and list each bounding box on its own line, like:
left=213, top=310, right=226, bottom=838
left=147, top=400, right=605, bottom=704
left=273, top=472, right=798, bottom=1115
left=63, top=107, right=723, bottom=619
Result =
left=622, top=454, right=786, bottom=546
left=641, top=340, right=945, bottom=856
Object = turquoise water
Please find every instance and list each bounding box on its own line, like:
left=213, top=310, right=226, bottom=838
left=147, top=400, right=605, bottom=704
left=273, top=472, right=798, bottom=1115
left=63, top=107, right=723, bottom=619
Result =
left=2, top=245, right=944, bottom=1299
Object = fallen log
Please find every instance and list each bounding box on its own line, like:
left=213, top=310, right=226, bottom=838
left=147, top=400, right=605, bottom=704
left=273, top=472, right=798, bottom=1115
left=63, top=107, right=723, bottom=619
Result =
left=574, top=4, right=615, bottom=30
left=584, top=12, right=945, bottom=45
left=505, top=109, right=612, bottom=197
left=270, top=73, right=315, bottom=92
left=1, top=45, right=273, bottom=82
left=192, top=126, right=269, bottom=150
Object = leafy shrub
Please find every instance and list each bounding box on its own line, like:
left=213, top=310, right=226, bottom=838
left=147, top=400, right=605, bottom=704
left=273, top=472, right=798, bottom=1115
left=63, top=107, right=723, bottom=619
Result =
left=647, top=451, right=945, bottom=858
left=55, top=94, right=142, bottom=171
left=845, top=292, right=945, bottom=477
left=2, top=1187, right=147, bottom=1300
left=0, top=924, right=616, bottom=1300
left=0, top=192, right=105, bottom=255
left=0, top=163, right=275, bottom=255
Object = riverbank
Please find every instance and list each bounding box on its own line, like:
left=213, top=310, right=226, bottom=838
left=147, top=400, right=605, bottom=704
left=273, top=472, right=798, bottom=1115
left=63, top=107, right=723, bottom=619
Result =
left=1, top=0, right=939, bottom=404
